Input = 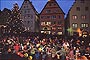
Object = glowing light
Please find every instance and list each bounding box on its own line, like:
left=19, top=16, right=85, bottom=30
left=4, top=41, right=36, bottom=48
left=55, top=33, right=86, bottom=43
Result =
left=67, top=27, right=73, bottom=32
left=77, top=28, right=82, bottom=36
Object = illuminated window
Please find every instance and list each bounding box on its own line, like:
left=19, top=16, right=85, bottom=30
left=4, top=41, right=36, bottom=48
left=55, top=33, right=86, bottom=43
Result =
left=57, top=32, right=63, bottom=35
left=58, top=27, right=62, bottom=30
left=52, top=27, right=56, bottom=30
left=25, top=27, right=27, bottom=31
left=44, top=27, right=47, bottom=30
left=28, top=27, right=29, bottom=30
left=81, top=23, right=88, bottom=28
left=81, top=15, right=86, bottom=20
left=47, top=22, right=51, bottom=25
left=72, top=15, right=77, bottom=20
left=72, top=23, right=78, bottom=28
left=41, top=22, right=45, bottom=25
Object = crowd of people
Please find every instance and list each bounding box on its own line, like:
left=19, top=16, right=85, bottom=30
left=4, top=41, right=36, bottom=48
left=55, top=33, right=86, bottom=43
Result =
left=0, top=34, right=90, bottom=60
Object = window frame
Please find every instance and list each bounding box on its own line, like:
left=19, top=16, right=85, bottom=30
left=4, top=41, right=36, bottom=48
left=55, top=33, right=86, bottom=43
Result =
left=72, top=23, right=78, bottom=28
left=76, top=7, right=80, bottom=11
left=72, top=15, right=78, bottom=20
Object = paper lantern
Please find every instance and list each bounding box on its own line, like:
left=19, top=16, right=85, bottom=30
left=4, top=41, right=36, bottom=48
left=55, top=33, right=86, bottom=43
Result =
left=20, top=53, right=24, bottom=57
left=36, top=44, right=40, bottom=47
left=28, top=56, right=33, bottom=60
left=31, top=49, right=35, bottom=55
left=38, top=48, right=42, bottom=52
left=24, top=53, right=28, bottom=57
left=17, top=52, right=20, bottom=55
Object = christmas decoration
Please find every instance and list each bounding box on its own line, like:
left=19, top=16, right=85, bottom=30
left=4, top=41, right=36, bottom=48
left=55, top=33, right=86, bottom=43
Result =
left=6, top=3, right=24, bottom=34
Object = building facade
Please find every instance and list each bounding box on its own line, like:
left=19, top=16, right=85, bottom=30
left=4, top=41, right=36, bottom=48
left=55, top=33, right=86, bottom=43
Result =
left=40, top=0, right=65, bottom=35
left=66, top=0, right=90, bottom=37
left=0, top=8, right=11, bottom=34
left=20, top=0, right=39, bottom=32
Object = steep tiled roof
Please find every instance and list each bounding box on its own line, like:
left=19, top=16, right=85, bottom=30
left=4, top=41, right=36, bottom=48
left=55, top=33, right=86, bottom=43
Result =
left=40, top=0, right=65, bottom=15
left=20, top=0, right=38, bottom=15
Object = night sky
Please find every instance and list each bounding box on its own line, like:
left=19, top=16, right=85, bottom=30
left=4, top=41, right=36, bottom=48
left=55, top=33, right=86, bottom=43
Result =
left=0, top=0, right=74, bottom=15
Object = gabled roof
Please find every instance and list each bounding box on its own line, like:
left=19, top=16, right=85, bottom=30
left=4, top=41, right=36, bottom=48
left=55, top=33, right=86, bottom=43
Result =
left=40, top=0, right=65, bottom=15
left=65, top=1, right=75, bottom=19
left=3, top=8, right=11, bottom=12
left=20, top=0, right=38, bottom=15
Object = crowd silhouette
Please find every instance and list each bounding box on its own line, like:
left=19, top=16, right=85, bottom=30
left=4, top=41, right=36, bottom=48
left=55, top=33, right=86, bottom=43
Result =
left=0, top=33, right=90, bottom=60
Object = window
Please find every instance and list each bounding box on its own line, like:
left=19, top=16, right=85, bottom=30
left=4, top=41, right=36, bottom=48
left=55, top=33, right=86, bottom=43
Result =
left=53, top=10, right=57, bottom=13
left=45, top=22, right=47, bottom=24
left=72, top=15, right=77, bottom=20
left=59, top=16, right=61, bottom=19
left=49, top=4, right=51, bottom=6
left=47, top=16, right=50, bottom=18
left=47, top=22, right=51, bottom=25
left=52, top=27, right=56, bottom=30
left=76, top=7, right=80, bottom=11
left=81, top=15, right=86, bottom=20
left=27, top=21, right=30, bottom=24
left=54, top=3, right=56, bottom=6
left=81, top=23, right=89, bottom=28
left=24, top=6, right=25, bottom=8
left=28, top=10, right=30, bottom=13
left=25, top=1, right=27, bottom=3
left=41, top=16, right=43, bottom=19
left=51, top=15, right=56, bottom=19
left=46, top=10, right=51, bottom=13
left=58, top=21, right=62, bottom=24
left=72, top=23, right=78, bottom=28
left=44, top=27, right=47, bottom=30
left=41, top=22, right=45, bottom=25
left=57, top=32, right=63, bottom=35
left=85, top=7, right=89, bottom=11
left=52, top=21, right=56, bottom=24
left=24, top=16, right=26, bottom=18
left=28, top=15, right=30, bottom=17
left=25, top=11, right=26, bottom=13
left=41, top=22, right=51, bottom=25
left=21, top=11, right=22, bottom=13
left=58, top=27, right=62, bottom=30
left=27, top=6, right=28, bottom=8
left=28, top=27, right=29, bottom=30
left=24, top=21, right=26, bottom=23
left=80, top=0, right=85, bottom=3
left=31, top=15, right=33, bottom=19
